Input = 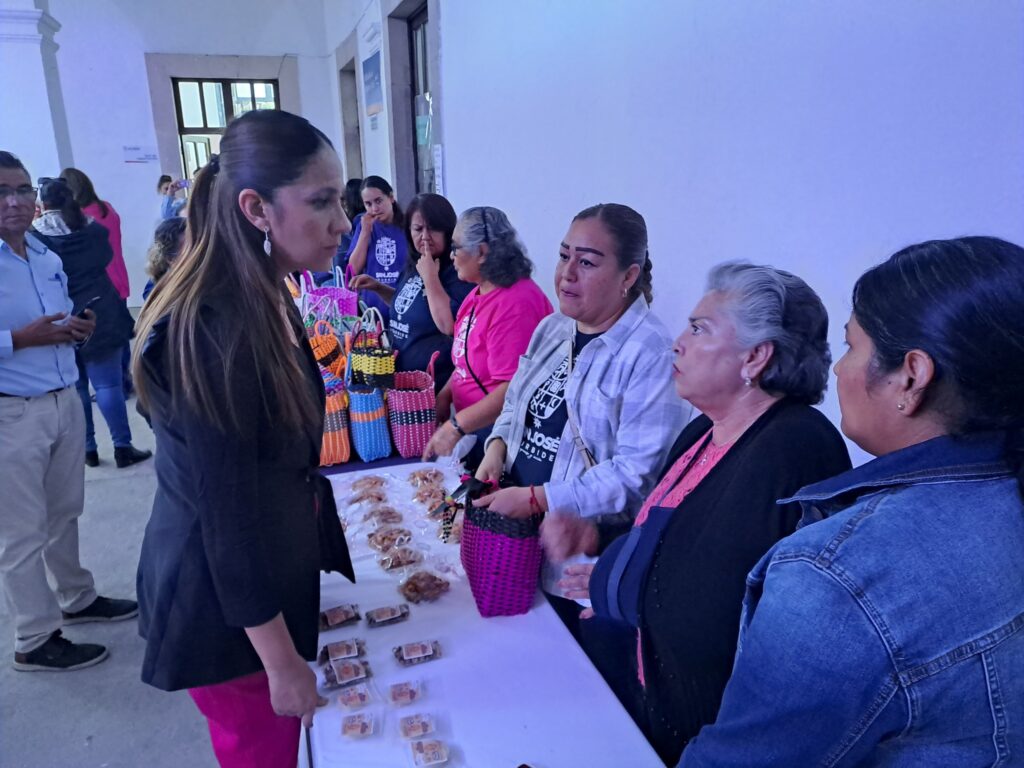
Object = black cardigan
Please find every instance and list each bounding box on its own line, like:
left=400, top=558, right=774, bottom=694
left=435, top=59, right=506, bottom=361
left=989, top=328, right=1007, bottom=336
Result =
left=591, top=399, right=851, bottom=765
left=33, top=222, right=134, bottom=362
left=136, top=302, right=327, bottom=691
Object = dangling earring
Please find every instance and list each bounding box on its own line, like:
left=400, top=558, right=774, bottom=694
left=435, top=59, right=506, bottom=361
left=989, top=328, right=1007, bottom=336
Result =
left=263, top=227, right=272, bottom=257
left=743, top=376, right=753, bottom=387
left=622, top=287, right=628, bottom=298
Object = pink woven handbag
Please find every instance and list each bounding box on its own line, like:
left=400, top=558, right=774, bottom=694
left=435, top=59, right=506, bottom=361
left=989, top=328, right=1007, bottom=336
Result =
left=460, top=505, right=544, bottom=617
left=387, top=351, right=439, bottom=459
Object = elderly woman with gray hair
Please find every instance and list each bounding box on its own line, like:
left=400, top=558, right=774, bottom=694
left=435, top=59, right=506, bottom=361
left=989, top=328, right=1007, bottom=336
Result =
left=422, top=206, right=553, bottom=466
left=550, top=262, right=851, bottom=765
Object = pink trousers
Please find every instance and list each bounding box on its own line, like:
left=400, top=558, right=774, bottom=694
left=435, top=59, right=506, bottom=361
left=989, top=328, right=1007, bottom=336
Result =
left=189, top=671, right=300, bottom=768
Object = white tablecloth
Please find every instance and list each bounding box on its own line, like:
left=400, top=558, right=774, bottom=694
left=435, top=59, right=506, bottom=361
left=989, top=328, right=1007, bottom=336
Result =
left=303, top=462, right=663, bottom=768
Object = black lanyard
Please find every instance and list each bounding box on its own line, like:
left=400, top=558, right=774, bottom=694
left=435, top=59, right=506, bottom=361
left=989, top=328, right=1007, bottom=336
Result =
left=461, top=307, right=489, bottom=395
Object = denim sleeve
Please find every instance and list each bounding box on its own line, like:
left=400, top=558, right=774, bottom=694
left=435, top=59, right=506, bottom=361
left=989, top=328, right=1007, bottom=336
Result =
left=679, top=559, right=907, bottom=767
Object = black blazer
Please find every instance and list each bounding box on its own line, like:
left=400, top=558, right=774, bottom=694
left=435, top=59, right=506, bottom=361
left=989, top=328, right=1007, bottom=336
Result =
left=33, top=222, right=134, bottom=362
left=591, top=399, right=851, bottom=765
left=136, top=300, right=326, bottom=691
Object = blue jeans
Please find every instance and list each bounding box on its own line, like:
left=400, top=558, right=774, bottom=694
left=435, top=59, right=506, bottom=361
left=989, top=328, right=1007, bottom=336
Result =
left=76, top=349, right=132, bottom=451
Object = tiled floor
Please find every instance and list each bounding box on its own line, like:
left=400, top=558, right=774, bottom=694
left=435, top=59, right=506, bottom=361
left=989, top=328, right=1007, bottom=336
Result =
left=0, top=406, right=216, bottom=768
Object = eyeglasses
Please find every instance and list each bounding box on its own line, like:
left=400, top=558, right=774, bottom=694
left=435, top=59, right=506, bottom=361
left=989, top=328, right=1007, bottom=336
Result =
left=0, top=185, right=38, bottom=201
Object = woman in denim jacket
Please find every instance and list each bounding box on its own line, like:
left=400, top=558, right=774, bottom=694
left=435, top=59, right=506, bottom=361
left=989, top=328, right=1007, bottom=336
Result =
left=472, top=203, right=691, bottom=635
left=680, top=236, right=1024, bottom=767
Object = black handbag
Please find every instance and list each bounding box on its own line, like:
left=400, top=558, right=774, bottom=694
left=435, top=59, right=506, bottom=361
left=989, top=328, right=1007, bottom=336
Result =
left=314, top=474, right=355, bottom=582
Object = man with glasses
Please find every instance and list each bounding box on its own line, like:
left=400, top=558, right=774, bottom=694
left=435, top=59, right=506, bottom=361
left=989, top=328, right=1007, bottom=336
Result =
left=0, top=151, right=137, bottom=671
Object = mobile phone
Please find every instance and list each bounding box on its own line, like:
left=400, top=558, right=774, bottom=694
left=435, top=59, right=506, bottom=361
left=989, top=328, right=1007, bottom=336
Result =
left=77, top=296, right=101, bottom=318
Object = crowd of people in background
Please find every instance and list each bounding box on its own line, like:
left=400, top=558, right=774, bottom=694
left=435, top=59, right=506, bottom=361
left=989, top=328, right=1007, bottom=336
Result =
left=1, top=107, right=1023, bottom=768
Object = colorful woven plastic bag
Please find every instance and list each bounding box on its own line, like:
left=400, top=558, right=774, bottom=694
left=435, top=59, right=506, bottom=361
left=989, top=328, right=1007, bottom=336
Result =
left=319, top=365, right=351, bottom=466
left=387, top=351, right=439, bottom=459
left=308, top=320, right=346, bottom=378
left=347, top=387, right=391, bottom=462
left=303, top=267, right=359, bottom=319
left=344, top=336, right=392, bottom=462
left=460, top=506, right=543, bottom=617
left=348, top=307, right=396, bottom=389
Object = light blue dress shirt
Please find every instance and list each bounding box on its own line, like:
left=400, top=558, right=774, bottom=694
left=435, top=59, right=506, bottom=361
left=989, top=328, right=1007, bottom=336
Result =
left=0, top=233, right=78, bottom=397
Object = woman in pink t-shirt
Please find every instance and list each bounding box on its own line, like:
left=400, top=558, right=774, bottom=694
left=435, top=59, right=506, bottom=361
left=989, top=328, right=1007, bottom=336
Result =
left=421, top=206, right=552, bottom=467
left=60, top=168, right=130, bottom=300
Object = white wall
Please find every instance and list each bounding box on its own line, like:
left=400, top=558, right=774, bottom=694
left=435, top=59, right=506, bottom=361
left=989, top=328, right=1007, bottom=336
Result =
left=440, top=0, right=1024, bottom=462
left=43, top=0, right=336, bottom=305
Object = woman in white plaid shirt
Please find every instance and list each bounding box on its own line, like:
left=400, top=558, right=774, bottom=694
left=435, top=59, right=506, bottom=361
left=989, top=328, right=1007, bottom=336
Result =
left=472, top=203, right=691, bottom=636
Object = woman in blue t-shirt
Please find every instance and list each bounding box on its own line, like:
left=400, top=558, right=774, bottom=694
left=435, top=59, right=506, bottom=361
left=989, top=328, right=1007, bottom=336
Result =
left=344, top=176, right=407, bottom=322
left=351, top=193, right=473, bottom=391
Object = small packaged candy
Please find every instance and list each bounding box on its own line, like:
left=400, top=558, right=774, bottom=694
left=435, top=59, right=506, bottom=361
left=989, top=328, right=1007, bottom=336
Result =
left=410, top=738, right=449, bottom=766
left=399, top=713, right=436, bottom=739
left=341, top=712, right=375, bottom=739
left=393, top=640, right=442, bottom=667
left=388, top=680, right=423, bottom=706
left=380, top=547, right=422, bottom=572
left=366, top=603, right=411, bottom=628
left=324, top=659, right=371, bottom=689
left=337, top=682, right=372, bottom=710
left=318, top=604, right=360, bottom=631
left=317, top=638, right=365, bottom=664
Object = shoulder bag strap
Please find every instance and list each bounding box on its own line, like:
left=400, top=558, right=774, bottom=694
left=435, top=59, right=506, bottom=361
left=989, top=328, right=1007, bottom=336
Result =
left=461, top=307, right=489, bottom=396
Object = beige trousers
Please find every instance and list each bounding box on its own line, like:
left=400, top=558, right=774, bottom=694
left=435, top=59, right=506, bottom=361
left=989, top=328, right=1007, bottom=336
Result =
left=0, top=387, right=96, bottom=653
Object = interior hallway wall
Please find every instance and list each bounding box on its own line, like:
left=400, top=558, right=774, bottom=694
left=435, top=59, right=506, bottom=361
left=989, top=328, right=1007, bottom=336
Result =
left=439, top=0, right=1024, bottom=462
left=41, top=0, right=337, bottom=305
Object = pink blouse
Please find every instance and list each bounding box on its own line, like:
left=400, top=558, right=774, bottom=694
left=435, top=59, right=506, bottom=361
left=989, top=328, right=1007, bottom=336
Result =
left=634, top=429, right=733, bottom=686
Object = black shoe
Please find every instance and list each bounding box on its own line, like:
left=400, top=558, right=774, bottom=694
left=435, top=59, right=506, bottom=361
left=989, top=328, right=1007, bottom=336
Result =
left=13, top=630, right=108, bottom=672
left=62, top=596, right=139, bottom=625
left=114, top=445, right=152, bottom=468
left=85, top=450, right=100, bottom=467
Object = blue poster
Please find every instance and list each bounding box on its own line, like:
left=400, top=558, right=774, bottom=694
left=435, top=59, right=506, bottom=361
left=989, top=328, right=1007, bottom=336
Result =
left=363, top=50, right=383, bottom=117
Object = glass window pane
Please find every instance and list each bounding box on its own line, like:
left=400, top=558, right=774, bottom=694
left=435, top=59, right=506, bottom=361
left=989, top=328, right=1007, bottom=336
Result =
left=202, top=82, right=226, bottom=127
left=254, top=82, right=276, bottom=110
left=231, top=82, right=253, bottom=116
left=178, top=81, right=204, bottom=128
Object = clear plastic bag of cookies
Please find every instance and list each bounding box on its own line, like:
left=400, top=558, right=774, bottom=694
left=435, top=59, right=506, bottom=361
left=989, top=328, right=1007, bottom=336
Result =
left=368, top=526, right=412, bottom=552
left=379, top=546, right=422, bottom=572
left=408, top=468, right=444, bottom=487
left=399, top=570, right=450, bottom=603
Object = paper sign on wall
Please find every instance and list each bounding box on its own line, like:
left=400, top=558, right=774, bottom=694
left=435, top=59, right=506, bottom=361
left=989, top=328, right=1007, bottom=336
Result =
left=432, top=144, right=444, bottom=195
left=123, top=145, right=158, bottom=164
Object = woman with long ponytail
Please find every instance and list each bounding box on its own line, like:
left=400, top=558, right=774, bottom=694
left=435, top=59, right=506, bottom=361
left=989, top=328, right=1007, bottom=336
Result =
left=132, top=109, right=351, bottom=768
left=31, top=178, right=147, bottom=468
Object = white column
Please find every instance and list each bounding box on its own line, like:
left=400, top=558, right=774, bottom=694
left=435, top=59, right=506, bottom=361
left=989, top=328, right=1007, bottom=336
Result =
left=0, top=1, right=73, bottom=178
